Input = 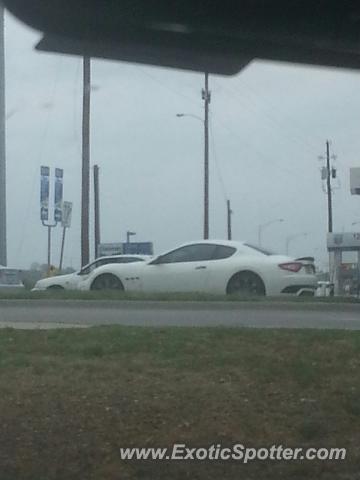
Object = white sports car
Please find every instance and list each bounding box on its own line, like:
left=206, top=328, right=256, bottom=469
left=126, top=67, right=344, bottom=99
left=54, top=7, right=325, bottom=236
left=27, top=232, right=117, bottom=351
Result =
left=79, top=240, right=317, bottom=296
left=31, top=255, right=151, bottom=291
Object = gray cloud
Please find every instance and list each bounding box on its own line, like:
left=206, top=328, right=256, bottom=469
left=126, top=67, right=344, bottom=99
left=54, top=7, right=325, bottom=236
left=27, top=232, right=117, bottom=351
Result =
left=5, top=11, right=360, bottom=270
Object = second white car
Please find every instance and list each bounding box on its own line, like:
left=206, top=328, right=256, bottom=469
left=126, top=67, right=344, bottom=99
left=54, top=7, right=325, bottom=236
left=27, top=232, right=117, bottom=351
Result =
left=32, top=255, right=151, bottom=291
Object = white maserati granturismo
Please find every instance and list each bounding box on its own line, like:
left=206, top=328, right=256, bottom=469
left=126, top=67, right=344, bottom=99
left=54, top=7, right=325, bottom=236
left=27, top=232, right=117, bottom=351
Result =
left=79, top=240, right=317, bottom=296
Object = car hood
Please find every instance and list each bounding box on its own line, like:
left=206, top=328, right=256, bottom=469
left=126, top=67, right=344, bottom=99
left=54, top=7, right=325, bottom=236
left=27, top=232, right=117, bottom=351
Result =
left=34, top=273, right=75, bottom=288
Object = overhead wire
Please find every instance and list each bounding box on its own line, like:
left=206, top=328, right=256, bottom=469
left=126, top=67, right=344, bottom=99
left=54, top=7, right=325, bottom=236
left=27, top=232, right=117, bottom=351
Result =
left=15, top=56, right=63, bottom=261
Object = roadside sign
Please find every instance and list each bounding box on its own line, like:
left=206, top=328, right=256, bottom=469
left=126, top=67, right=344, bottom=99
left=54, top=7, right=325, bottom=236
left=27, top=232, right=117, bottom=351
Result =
left=98, top=242, right=154, bottom=257
left=98, top=243, right=124, bottom=257
left=350, top=167, right=360, bottom=195
left=123, top=242, right=154, bottom=255
left=327, top=232, right=360, bottom=251
left=40, top=166, right=50, bottom=221
left=54, top=168, right=63, bottom=222
left=61, top=201, right=73, bottom=228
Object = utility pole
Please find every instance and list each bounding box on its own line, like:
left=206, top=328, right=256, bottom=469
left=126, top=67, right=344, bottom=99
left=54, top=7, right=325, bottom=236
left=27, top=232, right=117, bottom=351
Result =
left=93, top=164, right=100, bottom=259
left=81, top=56, right=91, bottom=267
left=319, top=141, right=336, bottom=233
left=319, top=140, right=337, bottom=292
left=227, top=200, right=232, bottom=240
left=326, top=140, right=333, bottom=233
left=202, top=72, right=211, bottom=240
left=0, top=4, right=6, bottom=266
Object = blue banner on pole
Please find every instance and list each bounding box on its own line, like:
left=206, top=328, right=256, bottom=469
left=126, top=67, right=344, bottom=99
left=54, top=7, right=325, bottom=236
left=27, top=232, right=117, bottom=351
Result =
left=40, top=166, right=50, bottom=221
left=54, top=168, right=63, bottom=222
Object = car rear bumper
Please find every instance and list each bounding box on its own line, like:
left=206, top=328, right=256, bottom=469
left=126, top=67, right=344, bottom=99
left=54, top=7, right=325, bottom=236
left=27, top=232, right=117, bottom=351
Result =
left=281, top=284, right=317, bottom=295
left=266, top=273, right=317, bottom=296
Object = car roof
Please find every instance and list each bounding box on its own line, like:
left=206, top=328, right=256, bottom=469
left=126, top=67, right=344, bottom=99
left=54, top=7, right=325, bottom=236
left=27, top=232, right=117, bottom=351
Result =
left=173, top=240, right=245, bottom=249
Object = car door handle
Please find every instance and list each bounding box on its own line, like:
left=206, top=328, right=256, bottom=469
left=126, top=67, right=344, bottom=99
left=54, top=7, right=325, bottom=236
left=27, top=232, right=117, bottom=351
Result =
left=195, top=266, right=207, bottom=270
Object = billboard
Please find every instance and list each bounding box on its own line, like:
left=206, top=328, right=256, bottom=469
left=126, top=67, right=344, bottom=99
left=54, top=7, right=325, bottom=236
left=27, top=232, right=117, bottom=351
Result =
left=40, top=166, right=50, bottom=221
left=327, top=232, right=360, bottom=251
left=54, top=168, right=63, bottom=222
left=98, top=242, right=154, bottom=257
left=123, top=242, right=154, bottom=255
left=98, top=243, right=124, bottom=257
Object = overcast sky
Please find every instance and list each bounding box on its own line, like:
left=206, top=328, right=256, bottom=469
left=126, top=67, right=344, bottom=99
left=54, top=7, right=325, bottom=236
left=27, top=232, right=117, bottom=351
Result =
left=5, top=11, right=360, bottom=270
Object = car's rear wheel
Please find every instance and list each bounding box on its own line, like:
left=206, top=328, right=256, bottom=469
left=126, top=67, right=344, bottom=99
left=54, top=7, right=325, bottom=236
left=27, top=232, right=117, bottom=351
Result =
left=226, top=271, right=266, bottom=296
left=90, top=274, right=124, bottom=291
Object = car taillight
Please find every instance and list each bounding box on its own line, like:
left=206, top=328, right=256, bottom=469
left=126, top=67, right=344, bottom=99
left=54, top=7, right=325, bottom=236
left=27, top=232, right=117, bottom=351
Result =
left=279, top=262, right=302, bottom=272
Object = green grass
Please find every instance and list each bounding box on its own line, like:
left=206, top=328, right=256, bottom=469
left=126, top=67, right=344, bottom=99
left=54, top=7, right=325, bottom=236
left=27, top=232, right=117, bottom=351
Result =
left=0, top=326, right=359, bottom=479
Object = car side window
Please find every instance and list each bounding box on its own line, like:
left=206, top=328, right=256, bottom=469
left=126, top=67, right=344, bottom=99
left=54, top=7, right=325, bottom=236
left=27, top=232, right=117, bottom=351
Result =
left=156, top=244, right=217, bottom=264
left=213, top=245, right=236, bottom=260
left=114, top=257, right=144, bottom=263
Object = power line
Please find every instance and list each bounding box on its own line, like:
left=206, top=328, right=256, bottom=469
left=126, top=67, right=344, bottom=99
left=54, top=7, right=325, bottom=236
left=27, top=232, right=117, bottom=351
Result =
left=219, top=76, right=324, bottom=154
left=137, top=67, right=202, bottom=107
left=211, top=77, right=328, bottom=173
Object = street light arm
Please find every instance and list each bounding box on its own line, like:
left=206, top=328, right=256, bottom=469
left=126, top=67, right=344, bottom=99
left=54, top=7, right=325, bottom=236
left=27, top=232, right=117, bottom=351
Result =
left=258, top=218, right=284, bottom=247
left=176, top=113, right=204, bottom=124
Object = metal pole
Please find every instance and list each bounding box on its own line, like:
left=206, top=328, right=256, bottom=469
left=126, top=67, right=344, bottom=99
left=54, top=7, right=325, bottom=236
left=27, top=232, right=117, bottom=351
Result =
left=59, top=226, right=66, bottom=271
left=0, top=5, right=6, bottom=266
left=47, top=225, right=51, bottom=274
left=203, top=72, right=210, bottom=240
left=227, top=200, right=232, bottom=240
left=93, top=165, right=100, bottom=259
left=81, top=56, right=91, bottom=267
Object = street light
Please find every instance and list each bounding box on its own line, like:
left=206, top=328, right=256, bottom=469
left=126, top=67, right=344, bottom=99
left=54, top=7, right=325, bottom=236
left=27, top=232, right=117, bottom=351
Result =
left=258, top=218, right=284, bottom=247
left=126, top=231, right=136, bottom=244
left=176, top=72, right=211, bottom=240
left=352, top=222, right=360, bottom=227
left=286, top=232, right=308, bottom=255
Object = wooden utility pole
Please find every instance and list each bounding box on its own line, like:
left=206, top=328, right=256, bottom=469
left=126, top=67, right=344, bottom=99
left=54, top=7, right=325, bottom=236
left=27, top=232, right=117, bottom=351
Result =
left=81, top=56, right=91, bottom=267
left=202, top=72, right=211, bottom=240
left=0, top=5, right=6, bottom=266
left=93, top=164, right=100, bottom=259
left=227, top=200, right=232, bottom=240
left=326, top=140, right=333, bottom=233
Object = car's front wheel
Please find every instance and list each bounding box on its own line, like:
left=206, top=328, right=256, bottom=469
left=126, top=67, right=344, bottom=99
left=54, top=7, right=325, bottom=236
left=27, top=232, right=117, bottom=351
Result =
left=90, top=274, right=124, bottom=291
left=226, top=271, right=266, bottom=296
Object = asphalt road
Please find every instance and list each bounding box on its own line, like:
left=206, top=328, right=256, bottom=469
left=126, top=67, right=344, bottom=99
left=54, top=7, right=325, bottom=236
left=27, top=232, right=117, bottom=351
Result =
left=1, top=300, right=360, bottom=330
